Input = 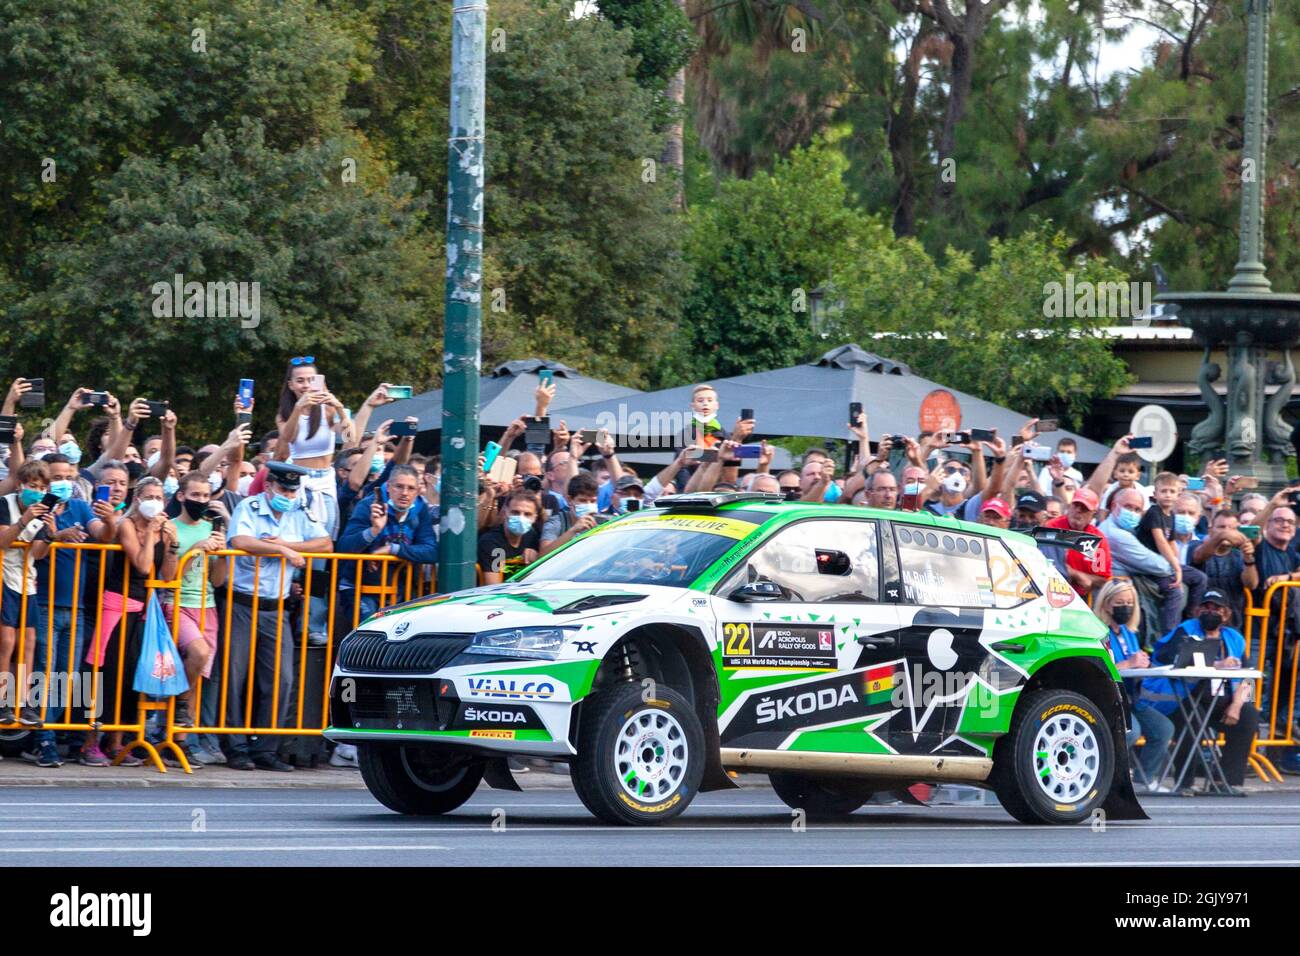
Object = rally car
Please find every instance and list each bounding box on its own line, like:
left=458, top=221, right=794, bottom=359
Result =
left=325, top=492, right=1146, bottom=826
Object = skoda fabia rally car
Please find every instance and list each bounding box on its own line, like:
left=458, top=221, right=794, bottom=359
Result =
left=326, top=492, right=1147, bottom=826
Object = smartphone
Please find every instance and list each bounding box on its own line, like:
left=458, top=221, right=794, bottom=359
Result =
left=734, top=444, right=763, bottom=459
left=741, top=408, right=755, bottom=422
left=625, top=499, right=642, bottom=512
left=236, top=411, right=252, bottom=426
left=686, top=448, right=718, bottom=463
left=482, top=441, right=502, bottom=473
left=387, top=385, right=414, bottom=400
left=144, top=399, right=169, bottom=418
left=83, top=391, right=110, bottom=407
left=1241, top=524, right=1261, bottom=541
left=524, top=416, right=551, bottom=449
left=488, top=455, right=517, bottom=484
left=970, top=427, right=996, bottom=442
left=822, top=439, right=836, bottom=452
left=947, top=432, right=970, bottom=444
left=238, top=378, right=254, bottom=409
left=1129, top=435, right=1154, bottom=449
left=848, top=402, right=862, bottom=427
left=1035, top=419, right=1059, bottom=433
left=1024, top=444, right=1053, bottom=462
left=1235, top=476, right=1260, bottom=490
left=40, top=492, right=60, bottom=509
left=204, top=509, right=227, bottom=532
left=20, top=381, right=45, bottom=409
left=1185, top=477, right=1206, bottom=491
left=580, top=429, right=600, bottom=445
left=94, top=484, right=111, bottom=503
left=538, top=369, right=554, bottom=388
left=0, top=414, right=14, bottom=444
left=309, top=374, right=326, bottom=393
left=389, top=421, right=418, bottom=438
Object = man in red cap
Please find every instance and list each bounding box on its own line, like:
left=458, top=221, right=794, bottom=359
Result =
left=979, top=497, right=1012, bottom=529
left=1042, top=486, right=1112, bottom=597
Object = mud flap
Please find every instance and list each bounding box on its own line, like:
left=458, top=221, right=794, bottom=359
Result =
left=1102, top=700, right=1148, bottom=821
left=482, top=756, right=524, bottom=792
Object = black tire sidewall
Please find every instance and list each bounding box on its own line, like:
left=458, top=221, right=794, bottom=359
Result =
left=575, top=683, right=704, bottom=825
left=358, top=743, right=484, bottom=816
left=769, top=772, right=869, bottom=818
left=1006, top=690, right=1113, bottom=824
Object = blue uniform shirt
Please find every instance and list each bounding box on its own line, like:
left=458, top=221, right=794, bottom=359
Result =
left=35, top=499, right=100, bottom=609
left=230, top=494, right=328, bottom=599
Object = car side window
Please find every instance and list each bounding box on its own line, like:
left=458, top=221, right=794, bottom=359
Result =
left=732, top=520, right=880, bottom=603
left=894, top=525, right=1003, bottom=609
left=989, top=539, right=1041, bottom=609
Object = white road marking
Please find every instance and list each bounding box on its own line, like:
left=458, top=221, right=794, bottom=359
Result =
left=0, top=843, right=449, bottom=853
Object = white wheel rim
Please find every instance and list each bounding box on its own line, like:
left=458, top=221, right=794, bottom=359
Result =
left=613, top=708, right=689, bottom=804
left=1033, top=713, right=1100, bottom=804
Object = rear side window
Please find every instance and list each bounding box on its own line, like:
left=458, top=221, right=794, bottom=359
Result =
left=988, top=539, right=1040, bottom=609
left=894, top=525, right=992, bottom=607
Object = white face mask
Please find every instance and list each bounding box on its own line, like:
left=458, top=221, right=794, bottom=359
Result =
left=209, top=472, right=223, bottom=491
left=692, top=411, right=714, bottom=423
left=237, top=475, right=254, bottom=496
left=942, top=474, right=967, bottom=496
left=146, top=450, right=161, bottom=469
left=137, top=499, right=164, bottom=519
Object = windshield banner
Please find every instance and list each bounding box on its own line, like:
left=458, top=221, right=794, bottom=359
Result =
left=591, top=512, right=758, bottom=540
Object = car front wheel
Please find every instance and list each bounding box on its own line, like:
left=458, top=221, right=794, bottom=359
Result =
left=572, top=683, right=704, bottom=826
left=358, top=743, right=484, bottom=815
left=992, top=689, right=1114, bottom=825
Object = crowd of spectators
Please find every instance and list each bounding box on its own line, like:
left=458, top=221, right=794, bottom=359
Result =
left=0, top=368, right=1294, bottom=791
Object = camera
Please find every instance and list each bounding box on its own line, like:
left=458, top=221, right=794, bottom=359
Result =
left=521, top=474, right=543, bottom=493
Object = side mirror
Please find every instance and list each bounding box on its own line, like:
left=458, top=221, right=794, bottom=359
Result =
left=815, top=549, right=851, bottom=576
left=729, top=581, right=783, bottom=603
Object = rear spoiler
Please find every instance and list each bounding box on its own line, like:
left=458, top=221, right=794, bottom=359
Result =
left=1029, top=526, right=1103, bottom=559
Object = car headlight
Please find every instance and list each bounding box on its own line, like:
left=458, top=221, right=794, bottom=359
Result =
left=466, top=626, right=577, bottom=660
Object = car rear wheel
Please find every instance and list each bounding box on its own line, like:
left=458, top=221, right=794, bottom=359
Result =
left=572, top=683, right=704, bottom=826
left=769, top=773, right=872, bottom=819
left=358, top=743, right=484, bottom=815
left=992, top=689, right=1113, bottom=825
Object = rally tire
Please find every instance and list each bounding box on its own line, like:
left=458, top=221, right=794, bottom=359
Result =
left=572, top=683, right=704, bottom=826
left=992, top=689, right=1113, bottom=825
left=769, top=773, right=871, bottom=819
left=357, top=743, right=484, bottom=816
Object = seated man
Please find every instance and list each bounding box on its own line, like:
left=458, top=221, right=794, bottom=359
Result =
left=1100, top=487, right=1184, bottom=634
left=1141, top=590, right=1259, bottom=793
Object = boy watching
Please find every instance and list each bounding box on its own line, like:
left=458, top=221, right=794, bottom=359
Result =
left=688, top=385, right=725, bottom=449
left=1136, top=471, right=1203, bottom=632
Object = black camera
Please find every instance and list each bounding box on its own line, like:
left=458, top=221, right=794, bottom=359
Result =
left=521, top=474, right=543, bottom=493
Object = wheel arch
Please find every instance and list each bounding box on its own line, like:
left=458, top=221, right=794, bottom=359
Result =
left=574, top=622, right=734, bottom=792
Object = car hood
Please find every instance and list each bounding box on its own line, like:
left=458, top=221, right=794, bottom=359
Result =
left=359, top=581, right=697, bottom=638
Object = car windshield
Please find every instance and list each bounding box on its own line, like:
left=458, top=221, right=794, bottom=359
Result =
left=517, top=526, right=740, bottom=588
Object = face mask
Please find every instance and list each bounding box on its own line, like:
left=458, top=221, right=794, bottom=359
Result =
left=506, top=514, right=532, bottom=537
left=19, top=488, right=43, bottom=507
left=49, top=479, right=74, bottom=502
left=208, top=472, right=223, bottom=491
left=237, top=475, right=254, bottom=496
left=1116, top=509, right=1141, bottom=532
left=181, top=498, right=208, bottom=520
left=163, top=477, right=179, bottom=497
left=370, top=455, right=384, bottom=473
left=942, top=474, right=967, bottom=496
left=58, top=442, right=81, bottom=464
left=146, top=451, right=161, bottom=470
left=1058, top=452, right=1075, bottom=470
left=137, top=499, right=164, bottom=520
left=692, top=411, right=714, bottom=423
left=1111, top=604, right=1133, bottom=626
left=1198, top=610, right=1223, bottom=632
left=903, top=482, right=922, bottom=497
left=1173, top=514, right=1196, bottom=537
left=574, top=502, right=597, bottom=519
left=434, top=475, right=441, bottom=493
left=30, top=450, right=51, bottom=460
left=269, top=493, right=298, bottom=513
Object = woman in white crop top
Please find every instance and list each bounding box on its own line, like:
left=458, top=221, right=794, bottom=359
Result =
left=274, top=357, right=352, bottom=536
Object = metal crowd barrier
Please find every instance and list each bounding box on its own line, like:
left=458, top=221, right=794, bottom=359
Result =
left=1242, top=583, right=1300, bottom=783
left=0, top=541, right=458, bottom=774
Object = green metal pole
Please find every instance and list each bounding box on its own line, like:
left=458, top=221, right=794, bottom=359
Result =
left=438, top=0, right=487, bottom=593
left=1228, top=0, right=1272, bottom=293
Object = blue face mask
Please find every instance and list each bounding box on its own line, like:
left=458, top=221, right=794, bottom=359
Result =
left=162, top=476, right=179, bottom=497
left=506, top=514, right=532, bottom=537
left=1116, top=508, right=1142, bottom=532
left=1173, top=514, right=1196, bottom=537
left=49, top=480, right=74, bottom=502
left=370, top=455, right=384, bottom=473
left=58, top=442, right=82, bottom=464
left=269, top=493, right=298, bottom=513
left=574, top=502, right=597, bottom=519
left=1058, top=451, right=1075, bottom=470
left=434, top=475, right=441, bottom=493
left=903, top=482, right=922, bottom=496
left=19, top=488, right=43, bottom=507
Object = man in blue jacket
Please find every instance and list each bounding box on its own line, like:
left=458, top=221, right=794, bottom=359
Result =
left=336, top=464, right=438, bottom=632
left=1141, top=589, right=1258, bottom=793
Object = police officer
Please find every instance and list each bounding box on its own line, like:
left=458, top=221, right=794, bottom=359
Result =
left=225, top=461, right=331, bottom=770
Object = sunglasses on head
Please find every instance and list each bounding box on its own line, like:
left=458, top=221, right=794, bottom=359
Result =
left=290, top=355, right=315, bottom=367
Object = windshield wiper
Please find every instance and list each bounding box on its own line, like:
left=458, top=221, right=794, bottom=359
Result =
left=552, top=594, right=646, bottom=615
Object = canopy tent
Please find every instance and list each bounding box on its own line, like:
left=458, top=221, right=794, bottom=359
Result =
left=553, top=344, right=1112, bottom=462
left=382, top=358, right=640, bottom=448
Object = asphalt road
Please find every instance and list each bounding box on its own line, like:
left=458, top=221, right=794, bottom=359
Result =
left=3, top=785, right=1299, bottom=866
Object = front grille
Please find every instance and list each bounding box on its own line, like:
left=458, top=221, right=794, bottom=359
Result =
left=342, top=679, right=443, bottom=730
left=338, top=630, right=473, bottom=673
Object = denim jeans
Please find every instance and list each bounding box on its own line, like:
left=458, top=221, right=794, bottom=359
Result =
left=1125, top=705, right=1175, bottom=784
left=32, top=607, right=87, bottom=746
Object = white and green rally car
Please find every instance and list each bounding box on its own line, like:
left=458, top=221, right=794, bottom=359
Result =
left=326, top=492, right=1147, bottom=826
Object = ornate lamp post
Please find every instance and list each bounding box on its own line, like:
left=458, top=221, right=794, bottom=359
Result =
left=1160, top=0, right=1300, bottom=489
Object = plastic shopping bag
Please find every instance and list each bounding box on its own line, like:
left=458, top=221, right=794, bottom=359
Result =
left=132, top=593, right=190, bottom=697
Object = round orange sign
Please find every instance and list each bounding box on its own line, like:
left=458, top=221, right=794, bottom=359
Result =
left=919, top=389, right=962, bottom=434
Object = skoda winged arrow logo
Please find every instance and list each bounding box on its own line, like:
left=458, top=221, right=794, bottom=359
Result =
left=391, top=620, right=411, bottom=640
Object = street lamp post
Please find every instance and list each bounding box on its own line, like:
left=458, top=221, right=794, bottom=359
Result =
left=438, top=0, right=488, bottom=592
left=1161, top=0, right=1300, bottom=490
